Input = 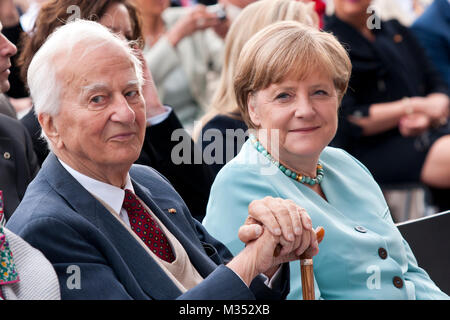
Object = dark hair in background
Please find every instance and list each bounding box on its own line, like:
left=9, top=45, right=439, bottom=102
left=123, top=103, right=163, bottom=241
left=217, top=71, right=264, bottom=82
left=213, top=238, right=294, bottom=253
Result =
left=17, top=0, right=143, bottom=87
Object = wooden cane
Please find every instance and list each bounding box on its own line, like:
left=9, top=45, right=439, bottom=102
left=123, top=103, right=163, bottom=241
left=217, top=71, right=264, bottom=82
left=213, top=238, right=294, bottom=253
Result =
left=300, top=258, right=315, bottom=300
left=300, top=227, right=325, bottom=300
left=274, top=226, right=325, bottom=300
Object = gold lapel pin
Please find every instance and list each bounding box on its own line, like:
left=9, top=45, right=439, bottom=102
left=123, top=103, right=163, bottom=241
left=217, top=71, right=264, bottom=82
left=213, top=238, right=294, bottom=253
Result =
left=393, top=34, right=403, bottom=43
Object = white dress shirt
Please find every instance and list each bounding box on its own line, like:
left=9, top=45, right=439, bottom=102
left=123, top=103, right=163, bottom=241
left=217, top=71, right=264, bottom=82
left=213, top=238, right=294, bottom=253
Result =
left=59, top=160, right=133, bottom=227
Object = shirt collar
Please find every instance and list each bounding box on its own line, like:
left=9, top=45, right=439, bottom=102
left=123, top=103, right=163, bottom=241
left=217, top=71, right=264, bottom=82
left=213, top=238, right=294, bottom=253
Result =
left=58, top=159, right=133, bottom=215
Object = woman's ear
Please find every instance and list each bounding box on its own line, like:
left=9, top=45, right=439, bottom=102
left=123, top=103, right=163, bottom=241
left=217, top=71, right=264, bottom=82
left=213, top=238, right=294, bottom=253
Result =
left=247, top=93, right=261, bottom=127
left=38, top=113, right=64, bottom=149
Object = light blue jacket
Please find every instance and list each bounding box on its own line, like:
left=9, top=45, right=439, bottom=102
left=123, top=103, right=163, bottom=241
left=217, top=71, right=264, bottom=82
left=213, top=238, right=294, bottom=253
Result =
left=203, top=141, right=449, bottom=299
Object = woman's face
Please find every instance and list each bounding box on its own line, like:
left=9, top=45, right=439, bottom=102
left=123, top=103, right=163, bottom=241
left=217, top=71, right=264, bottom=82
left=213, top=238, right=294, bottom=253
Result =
left=333, top=0, right=372, bottom=21
left=99, top=3, right=133, bottom=40
left=248, top=70, right=339, bottom=164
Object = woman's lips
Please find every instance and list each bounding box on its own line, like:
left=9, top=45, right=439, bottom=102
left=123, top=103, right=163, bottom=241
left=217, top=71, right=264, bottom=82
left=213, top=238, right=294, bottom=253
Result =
left=289, top=126, right=320, bottom=133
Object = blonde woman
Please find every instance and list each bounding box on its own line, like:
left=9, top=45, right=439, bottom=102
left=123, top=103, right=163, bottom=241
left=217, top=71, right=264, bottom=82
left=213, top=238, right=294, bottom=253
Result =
left=203, top=21, right=448, bottom=300
left=195, top=0, right=319, bottom=175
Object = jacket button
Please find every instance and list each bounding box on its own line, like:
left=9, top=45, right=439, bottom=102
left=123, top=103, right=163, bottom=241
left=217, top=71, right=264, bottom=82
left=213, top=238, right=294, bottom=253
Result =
left=393, top=276, right=404, bottom=289
left=378, top=247, right=388, bottom=259
left=3, top=152, right=11, bottom=160
left=354, top=226, right=367, bottom=233
left=168, top=208, right=176, bottom=214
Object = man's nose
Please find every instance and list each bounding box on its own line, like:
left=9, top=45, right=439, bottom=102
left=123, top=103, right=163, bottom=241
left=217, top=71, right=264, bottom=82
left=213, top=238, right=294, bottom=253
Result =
left=0, top=33, right=17, bottom=58
left=111, top=95, right=136, bottom=124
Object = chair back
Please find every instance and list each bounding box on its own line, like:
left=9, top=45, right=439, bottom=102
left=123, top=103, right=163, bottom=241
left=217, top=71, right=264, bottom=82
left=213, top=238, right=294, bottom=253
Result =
left=397, top=210, right=450, bottom=295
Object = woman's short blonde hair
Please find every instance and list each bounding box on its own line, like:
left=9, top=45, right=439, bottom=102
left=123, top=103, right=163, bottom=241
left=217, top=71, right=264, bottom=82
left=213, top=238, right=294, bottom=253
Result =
left=234, top=21, right=352, bottom=129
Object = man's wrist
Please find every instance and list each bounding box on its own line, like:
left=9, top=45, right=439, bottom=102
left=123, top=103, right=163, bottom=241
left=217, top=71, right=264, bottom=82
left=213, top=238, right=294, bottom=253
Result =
left=264, top=265, right=280, bottom=280
left=226, top=250, right=258, bottom=287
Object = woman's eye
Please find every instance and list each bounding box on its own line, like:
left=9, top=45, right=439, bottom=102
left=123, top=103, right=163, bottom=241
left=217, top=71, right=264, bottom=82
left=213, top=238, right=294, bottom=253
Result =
left=314, top=90, right=328, bottom=96
left=275, top=92, right=291, bottom=100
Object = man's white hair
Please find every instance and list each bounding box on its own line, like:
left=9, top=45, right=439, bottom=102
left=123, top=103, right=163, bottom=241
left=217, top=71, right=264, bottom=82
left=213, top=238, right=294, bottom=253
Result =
left=28, top=19, right=144, bottom=118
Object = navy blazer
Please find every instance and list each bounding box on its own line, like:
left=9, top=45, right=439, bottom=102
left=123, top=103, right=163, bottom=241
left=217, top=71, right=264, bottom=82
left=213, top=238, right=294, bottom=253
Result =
left=6, top=153, right=288, bottom=300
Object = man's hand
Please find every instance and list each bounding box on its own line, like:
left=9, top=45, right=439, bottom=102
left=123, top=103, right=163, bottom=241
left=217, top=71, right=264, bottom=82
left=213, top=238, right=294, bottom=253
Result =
left=239, top=197, right=314, bottom=255
left=228, top=223, right=319, bottom=286
left=228, top=197, right=321, bottom=285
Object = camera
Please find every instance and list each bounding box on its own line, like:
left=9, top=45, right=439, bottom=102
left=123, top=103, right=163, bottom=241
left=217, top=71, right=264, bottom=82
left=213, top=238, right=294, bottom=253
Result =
left=207, top=4, right=227, bottom=21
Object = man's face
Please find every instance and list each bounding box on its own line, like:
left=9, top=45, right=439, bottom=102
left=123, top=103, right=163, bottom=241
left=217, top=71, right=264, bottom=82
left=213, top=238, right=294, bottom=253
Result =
left=0, top=22, right=17, bottom=93
left=50, top=44, right=146, bottom=178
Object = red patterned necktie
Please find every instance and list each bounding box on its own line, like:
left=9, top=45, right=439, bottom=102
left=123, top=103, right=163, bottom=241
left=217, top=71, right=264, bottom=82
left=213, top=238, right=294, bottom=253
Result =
left=122, top=189, right=175, bottom=262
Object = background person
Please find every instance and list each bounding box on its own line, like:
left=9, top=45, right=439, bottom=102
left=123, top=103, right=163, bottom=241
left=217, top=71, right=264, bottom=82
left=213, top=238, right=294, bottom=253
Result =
left=0, top=224, right=60, bottom=300
left=324, top=0, right=450, bottom=212
left=0, top=16, right=58, bottom=300
left=411, top=0, right=450, bottom=87
left=0, top=20, right=38, bottom=222
left=136, top=0, right=230, bottom=129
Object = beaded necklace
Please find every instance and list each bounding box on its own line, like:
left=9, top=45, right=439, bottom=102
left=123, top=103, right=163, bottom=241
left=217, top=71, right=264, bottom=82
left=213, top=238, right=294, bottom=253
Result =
left=249, top=134, right=324, bottom=185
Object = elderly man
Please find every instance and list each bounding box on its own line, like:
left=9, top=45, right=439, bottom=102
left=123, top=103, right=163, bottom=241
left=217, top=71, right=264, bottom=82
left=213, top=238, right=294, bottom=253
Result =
left=6, top=20, right=318, bottom=300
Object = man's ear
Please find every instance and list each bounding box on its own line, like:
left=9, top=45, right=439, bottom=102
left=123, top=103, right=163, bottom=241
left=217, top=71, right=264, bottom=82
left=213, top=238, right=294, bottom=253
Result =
left=247, top=93, right=261, bottom=127
left=38, top=113, right=64, bottom=149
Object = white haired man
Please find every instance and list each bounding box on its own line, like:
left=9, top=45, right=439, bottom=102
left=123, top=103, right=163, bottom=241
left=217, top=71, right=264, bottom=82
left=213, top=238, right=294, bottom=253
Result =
left=6, top=20, right=319, bottom=299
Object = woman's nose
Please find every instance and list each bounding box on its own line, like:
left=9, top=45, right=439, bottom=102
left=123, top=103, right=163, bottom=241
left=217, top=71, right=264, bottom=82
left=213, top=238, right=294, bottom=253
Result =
left=294, top=96, right=316, bottom=118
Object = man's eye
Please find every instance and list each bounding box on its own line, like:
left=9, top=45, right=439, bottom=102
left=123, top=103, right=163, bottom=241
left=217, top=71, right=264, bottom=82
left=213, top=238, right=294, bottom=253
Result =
left=125, top=90, right=139, bottom=99
left=91, top=95, right=106, bottom=104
